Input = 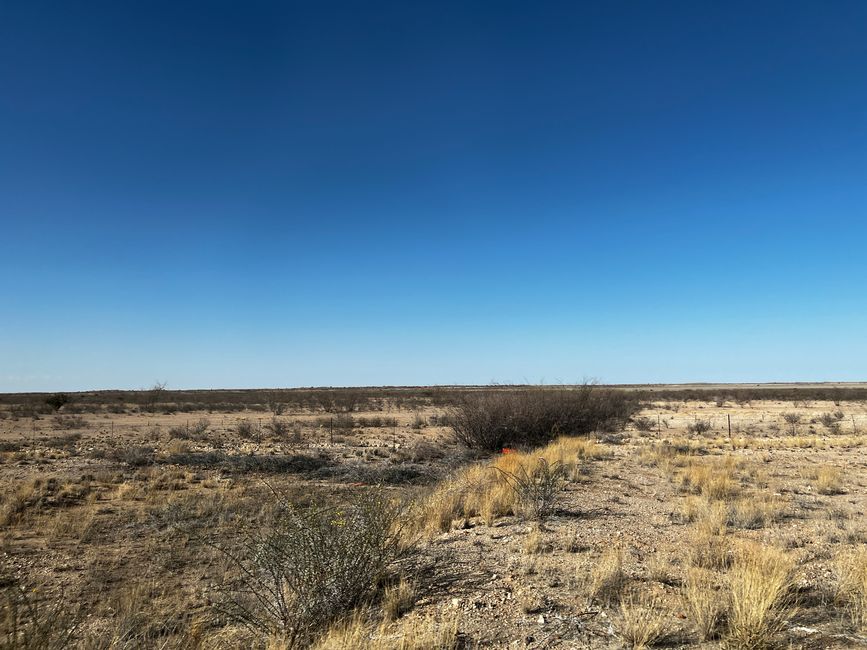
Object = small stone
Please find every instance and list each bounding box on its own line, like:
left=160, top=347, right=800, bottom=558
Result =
left=537, top=614, right=546, bottom=624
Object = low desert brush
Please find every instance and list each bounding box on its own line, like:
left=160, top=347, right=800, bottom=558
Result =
left=213, top=489, right=412, bottom=648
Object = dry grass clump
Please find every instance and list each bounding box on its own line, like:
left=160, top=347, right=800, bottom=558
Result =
left=618, top=593, right=670, bottom=649
left=311, top=613, right=458, bottom=650
left=834, top=547, right=867, bottom=632
left=590, top=547, right=626, bottom=604
left=539, top=436, right=610, bottom=462
left=0, top=477, right=91, bottom=527
left=677, top=459, right=739, bottom=500
left=419, top=479, right=467, bottom=535
left=727, top=495, right=785, bottom=530
left=382, top=579, right=416, bottom=622
left=812, top=464, right=843, bottom=495
left=686, top=500, right=731, bottom=570
left=638, top=439, right=705, bottom=472
left=416, top=437, right=602, bottom=533
left=724, top=542, right=795, bottom=650
left=682, top=567, right=724, bottom=641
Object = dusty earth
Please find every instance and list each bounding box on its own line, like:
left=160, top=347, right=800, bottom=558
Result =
left=1, top=390, right=866, bottom=648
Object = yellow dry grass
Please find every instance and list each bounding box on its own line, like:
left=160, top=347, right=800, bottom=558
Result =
left=414, top=436, right=603, bottom=534
left=590, top=546, right=626, bottom=604
left=676, top=458, right=739, bottom=500
left=311, top=612, right=459, bottom=650
left=727, top=494, right=786, bottom=530
left=618, top=593, right=670, bottom=649
left=834, top=547, right=867, bottom=632
left=383, top=578, right=416, bottom=622
left=682, top=567, right=723, bottom=641
left=812, top=464, right=843, bottom=495
left=724, top=542, right=795, bottom=650
left=686, top=499, right=731, bottom=570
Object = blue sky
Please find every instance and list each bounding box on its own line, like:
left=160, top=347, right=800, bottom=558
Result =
left=1, top=1, right=866, bottom=391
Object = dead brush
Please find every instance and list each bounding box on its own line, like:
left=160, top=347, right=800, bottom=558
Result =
left=833, top=547, right=867, bottom=632
left=0, top=569, right=79, bottom=650
left=724, top=542, right=796, bottom=650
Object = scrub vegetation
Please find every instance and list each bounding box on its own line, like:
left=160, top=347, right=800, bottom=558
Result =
left=1, top=384, right=866, bottom=648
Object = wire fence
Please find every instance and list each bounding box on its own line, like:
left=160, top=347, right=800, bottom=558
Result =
left=638, top=411, right=867, bottom=436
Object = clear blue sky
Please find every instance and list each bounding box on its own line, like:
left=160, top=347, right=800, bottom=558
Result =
left=2, top=1, right=866, bottom=391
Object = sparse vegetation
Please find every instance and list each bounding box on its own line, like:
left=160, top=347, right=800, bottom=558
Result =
left=0, top=388, right=864, bottom=647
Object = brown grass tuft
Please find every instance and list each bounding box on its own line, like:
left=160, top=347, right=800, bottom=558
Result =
left=590, top=547, right=626, bottom=604
left=724, top=542, right=795, bottom=650
left=682, top=567, right=724, bottom=641
left=834, top=547, right=867, bottom=632
left=618, top=593, right=670, bottom=649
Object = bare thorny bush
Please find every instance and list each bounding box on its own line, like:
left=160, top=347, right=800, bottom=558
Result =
left=208, top=487, right=415, bottom=648
left=449, top=385, right=636, bottom=451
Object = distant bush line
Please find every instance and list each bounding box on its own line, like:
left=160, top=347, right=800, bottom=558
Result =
left=1, top=384, right=866, bottom=419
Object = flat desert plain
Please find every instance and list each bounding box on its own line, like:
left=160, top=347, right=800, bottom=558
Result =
left=1, top=387, right=866, bottom=649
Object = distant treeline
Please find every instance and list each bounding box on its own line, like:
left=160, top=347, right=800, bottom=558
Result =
left=0, top=384, right=864, bottom=417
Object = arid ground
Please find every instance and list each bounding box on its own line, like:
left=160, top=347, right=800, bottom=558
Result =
left=1, top=386, right=866, bottom=649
